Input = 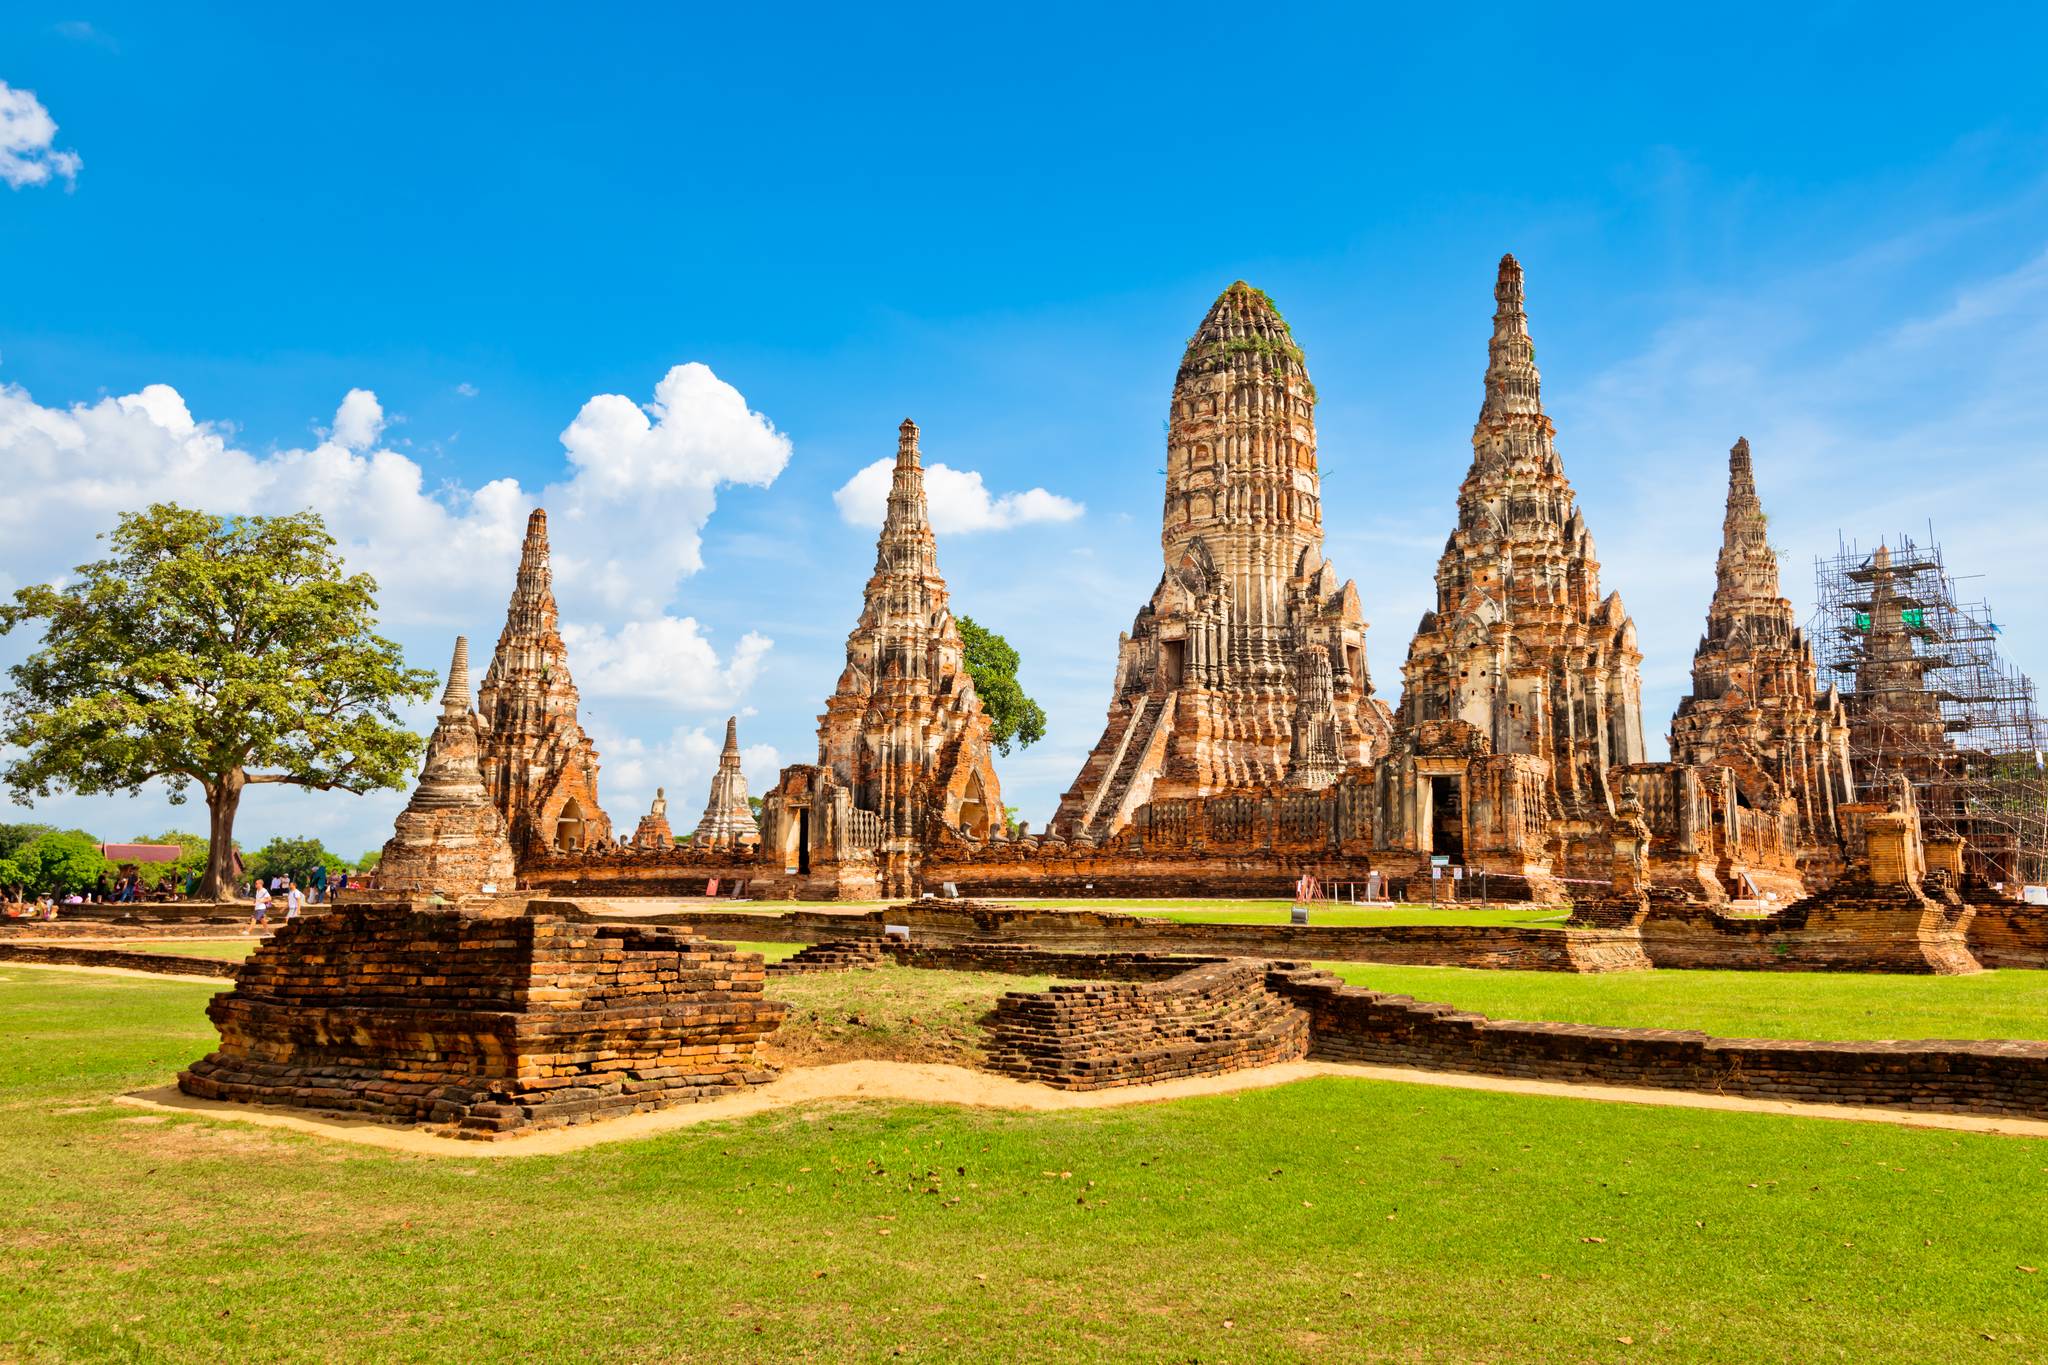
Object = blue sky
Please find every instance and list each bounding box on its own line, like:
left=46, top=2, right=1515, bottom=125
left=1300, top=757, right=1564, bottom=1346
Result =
left=4, top=4, right=2048, bottom=858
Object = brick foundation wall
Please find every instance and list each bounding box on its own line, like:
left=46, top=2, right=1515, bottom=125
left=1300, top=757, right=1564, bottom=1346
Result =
left=1966, top=906, right=2048, bottom=970
left=985, top=959, right=1311, bottom=1090
left=1638, top=881, right=1980, bottom=974
left=562, top=898, right=1651, bottom=973
left=1270, top=968, right=2048, bottom=1120
left=178, top=904, right=786, bottom=1137
left=0, top=943, right=240, bottom=978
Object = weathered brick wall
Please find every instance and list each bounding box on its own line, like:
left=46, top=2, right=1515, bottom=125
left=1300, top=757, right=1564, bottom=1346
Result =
left=1638, top=881, right=1979, bottom=974
left=1270, top=968, right=2048, bottom=1120
left=1967, top=905, right=2048, bottom=970
left=0, top=943, right=240, bottom=978
left=622, top=898, right=1650, bottom=973
left=179, top=904, right=786, bottom=1137
left=985, top=959, right=1310, bottom=1090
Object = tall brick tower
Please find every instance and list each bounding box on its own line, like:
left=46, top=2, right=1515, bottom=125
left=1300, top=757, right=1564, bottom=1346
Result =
left=1670, top=438, right=1853, bottom=859
left=1054, top=282, right=1391, bottom=839
left=477, top=508, right=612, bottom=853
left=812, top=420, right=1003, bottom=894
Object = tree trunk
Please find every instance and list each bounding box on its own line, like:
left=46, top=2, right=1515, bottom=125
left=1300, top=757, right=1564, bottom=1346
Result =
left=202, top=770, right=245, bottom=901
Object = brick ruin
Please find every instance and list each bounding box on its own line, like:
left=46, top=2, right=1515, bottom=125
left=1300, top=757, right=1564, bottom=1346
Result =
left=363, top=253, right=2039, bottom=912
left=177, top=903, right=785, bottom=1137
left=1051, top=281, right=1392, bottom=842
left=757, top=419, right=1004, bottom=898
left=692, top=717, right=760, bottom=848
left=478, top=508, right=611, bottom=854
left=1668, top=438, right=1855, bottom=885
left=376, top=637, right=517, bottom=897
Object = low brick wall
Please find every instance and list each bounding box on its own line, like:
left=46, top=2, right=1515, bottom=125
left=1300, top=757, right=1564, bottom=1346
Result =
left=0, top=943, right=240, bottom=979
left=985, top=959, right=1310, bottom=1090
left=1638, top=882, right=1979, bottom=974
left=542, top=898, right=1651, bottom=973
left=1967, top=906, right=2048, bottom=970
left=1271, top=968, right=2048, bottom=1121
left=179, top=904, right=787, bottom=1137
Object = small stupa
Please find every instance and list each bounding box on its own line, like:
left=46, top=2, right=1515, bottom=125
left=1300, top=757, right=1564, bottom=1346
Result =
left=377, top=637, right=518, bottom=896
left=693, top=717, right=761, bottom=848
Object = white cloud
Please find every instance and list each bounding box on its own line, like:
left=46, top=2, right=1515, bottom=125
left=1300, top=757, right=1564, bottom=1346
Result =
left=561, top=619, right=772, bottom=706
left=330, top=388, right=385, bottom=450
left=551, top=362, right=791, bottom=616
left=0, top=80, right=81, bottom=189
left=833, top=457, right=1083, bottom=533
left=455, top=382, right=479, bottom=398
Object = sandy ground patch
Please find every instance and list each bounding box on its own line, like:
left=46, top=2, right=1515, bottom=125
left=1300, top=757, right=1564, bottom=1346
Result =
left=117, top=1057, right=2048, bottom=1158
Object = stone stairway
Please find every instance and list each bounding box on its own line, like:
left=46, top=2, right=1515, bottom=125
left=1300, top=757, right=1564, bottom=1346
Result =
left=766, top=940, right=887, bottom=975
left=984, top=959, right=1309, bottom=1090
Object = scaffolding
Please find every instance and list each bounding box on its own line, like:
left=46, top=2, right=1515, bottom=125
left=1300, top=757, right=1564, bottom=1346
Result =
left=1812, top=533, right=2048, bottom=886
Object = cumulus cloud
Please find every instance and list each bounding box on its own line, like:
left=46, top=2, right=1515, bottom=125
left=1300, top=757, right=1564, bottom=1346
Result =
left=550, top=363, right=790, bottom=616
left=0, top=364, right=791, bottom=711
left=330, top=388, right=385, bottom=450
left=561, top=619, right=773, bottom=706
left=0, top=80, right=81, bottom=189
left=833, top=457, right=1083, bottom=533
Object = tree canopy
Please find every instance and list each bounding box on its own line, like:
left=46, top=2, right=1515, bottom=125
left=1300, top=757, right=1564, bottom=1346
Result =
left=245, top=835, right=347, bottom=885
left=131, top=830, right=213, bottom=887
left=957, top=616, right=1047, bottom=757
left=0, top=829, right=111, bottom=897
left=0, top=822, right=57, bottom=861
left=0, top=504, right=437, bottom=898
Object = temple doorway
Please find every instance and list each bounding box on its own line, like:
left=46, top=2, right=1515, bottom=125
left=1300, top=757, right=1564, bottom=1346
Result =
left=796, top=807, right=811, bottom=876
left=555, top=799, right=586, bottom=852
left=1428, top=776, right=1465, bottom=862
left=1162, top=639, right=1186, bottom=687
left=958, top=772, right=992, bottom=839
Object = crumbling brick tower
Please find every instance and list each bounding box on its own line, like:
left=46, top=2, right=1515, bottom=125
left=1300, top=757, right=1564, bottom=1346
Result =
left=1054, top=281, right=1392, bottom=840
left=807, top=419, right=1003, bottom=896
left=477, top=508, right=612, bottom=854
left=377, top=637, right=518, bottom=896
left=692, top=716, right=761, bottom=848
left=1669, top=438, right=1854, bottom=876
left=1377, top=255, right=1646, bottom=891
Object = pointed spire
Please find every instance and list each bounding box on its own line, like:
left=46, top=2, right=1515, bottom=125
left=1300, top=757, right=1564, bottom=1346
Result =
left=721, top=714, right=741, bottom=759
left=878, top=417, right=935, bottom=568
left=693, top=715, right=759, bottom=847
left=896, top=418, right=921, bottom=469
left=1479, top=253, right=1544, bottom=426
left=440, top=636, right=472, bottom=718
left=515, top=507, right=552, bottom=601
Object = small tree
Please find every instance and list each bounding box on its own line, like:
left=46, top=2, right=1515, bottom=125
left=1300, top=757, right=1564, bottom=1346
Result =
left=9, top=830, right=112, bottom=897
left=245, top=835, right=345, bottom=886
left=957, top=616, right=1047, bottom=756
left=0, top=504, right=437, bottom=899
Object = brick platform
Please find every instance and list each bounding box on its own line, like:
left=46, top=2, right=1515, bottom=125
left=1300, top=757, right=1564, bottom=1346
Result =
left=984, top=959, right=1310, bottom=1090
left=178, top=904, right=786, bottom=1138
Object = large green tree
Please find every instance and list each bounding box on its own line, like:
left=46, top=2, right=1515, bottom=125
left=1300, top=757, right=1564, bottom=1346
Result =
left=957, top=616, right=1047, bottom=756
left=0, top=504, right=437, bottom=899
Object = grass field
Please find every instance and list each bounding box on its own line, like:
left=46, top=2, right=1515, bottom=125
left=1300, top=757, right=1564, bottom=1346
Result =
left=3, top=968, right=2047, bottom=1361
left=1323, top=963, right=2048, bottom=1042
left=766, top=898, right=1573, bottom=928
left=118, top=939, right=260, bottom=961
left=762, top=961, right=1060, bottom=1068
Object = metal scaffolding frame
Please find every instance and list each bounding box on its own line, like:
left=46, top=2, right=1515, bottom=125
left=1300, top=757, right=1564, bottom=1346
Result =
left=1812, top=533, right=2048, bottom=885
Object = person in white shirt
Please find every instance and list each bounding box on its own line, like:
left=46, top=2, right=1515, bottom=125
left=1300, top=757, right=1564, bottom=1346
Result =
left=251, top=882, right=271, bottom=926
left=285, top=881, right=304, bottom=920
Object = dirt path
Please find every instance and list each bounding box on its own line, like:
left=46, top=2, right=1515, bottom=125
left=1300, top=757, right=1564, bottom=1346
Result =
left=116, top=1057, right=2048, bottom=1158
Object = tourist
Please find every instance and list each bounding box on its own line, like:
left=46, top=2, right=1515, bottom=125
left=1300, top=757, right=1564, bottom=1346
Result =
left=311, top=863, right=328, bottom=905
left=285, top=879, right=304, bottom=921
left=251, top=881, right=270, bottom=926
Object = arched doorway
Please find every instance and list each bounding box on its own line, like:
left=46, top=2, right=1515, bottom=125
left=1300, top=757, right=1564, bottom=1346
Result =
left=958, top=771, right=992, bottom=840
left=555, top=799, right=586, bottom=852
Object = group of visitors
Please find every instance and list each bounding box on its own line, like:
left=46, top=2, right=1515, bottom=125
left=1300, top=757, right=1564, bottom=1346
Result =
left=1, top=893, right=62, bottom=920
left=247, top=865, right=354, bottom=925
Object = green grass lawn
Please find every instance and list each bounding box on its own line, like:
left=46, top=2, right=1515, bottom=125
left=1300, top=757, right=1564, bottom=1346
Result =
left=2, top=969, right=2047, bottom=1360
left=1323, top=963, right=2048, bottom=1042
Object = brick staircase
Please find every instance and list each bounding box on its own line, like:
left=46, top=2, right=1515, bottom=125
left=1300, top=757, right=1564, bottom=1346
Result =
left=767, top=939, right=888, bottom=975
